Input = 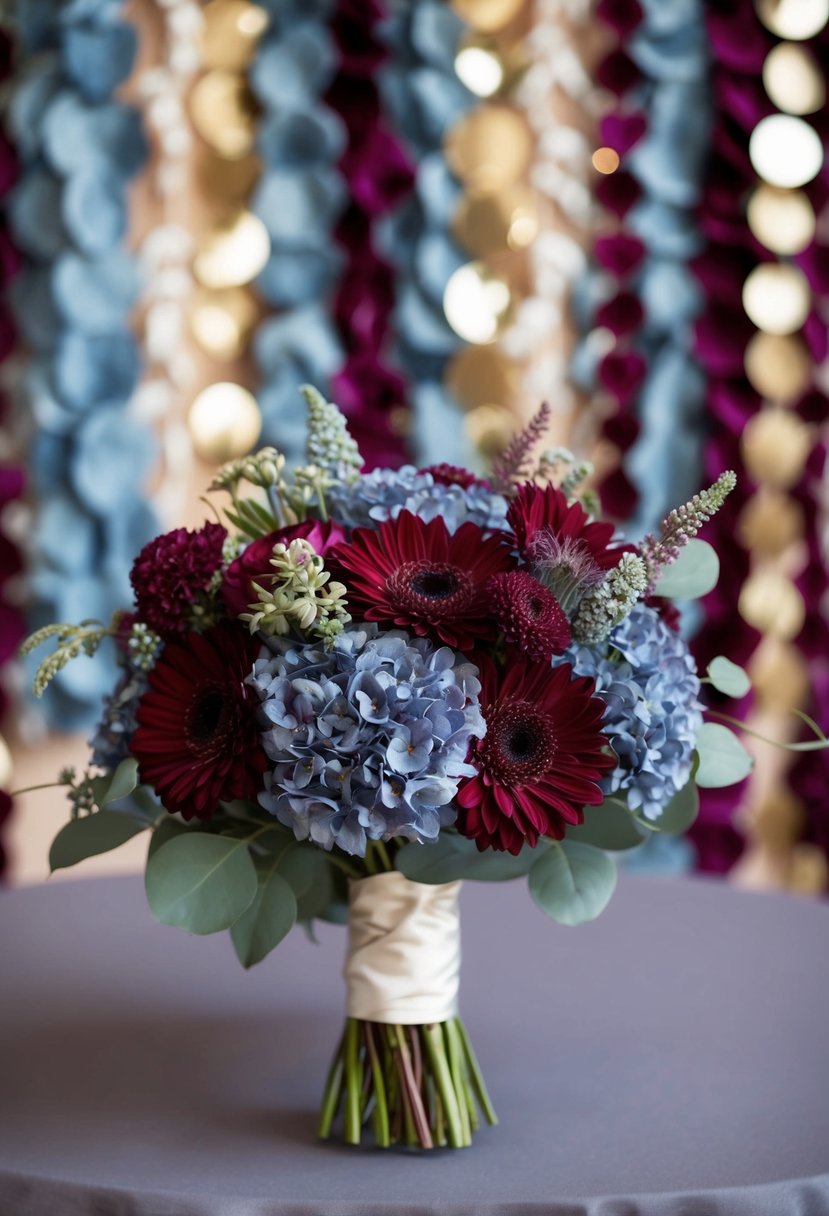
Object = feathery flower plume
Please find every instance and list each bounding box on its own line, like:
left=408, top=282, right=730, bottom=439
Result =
left=640, top=471, right=737, bottom=592
left=490, top=402, right=552, bottom=494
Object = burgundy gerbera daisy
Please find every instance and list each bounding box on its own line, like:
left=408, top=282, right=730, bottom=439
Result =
left=507, top=482, right=629, bottom=571
left=130, top=521, right=227, bottom=636
left=132, top=623, right=267, bottom=821
left=489, top=571, right=571, bottom=660
left=420, top=464, right=492, bottom=491
left=456, top=659, right=614, bottom=855
left=330, top=510, right=515, bottom=649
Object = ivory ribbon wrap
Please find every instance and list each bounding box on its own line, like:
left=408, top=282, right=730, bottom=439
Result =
left=344, top=872, right=462, bottom=1024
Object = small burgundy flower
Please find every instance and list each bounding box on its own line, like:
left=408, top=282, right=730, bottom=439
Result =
left=596, top=291, right=644, bottom=338
left=596, top=47, right=640, bottom=96
left=221, top=519, right=347, bottom=619
left=598, top=349, right=647, bottom=403
left=330, top=510, right=515, bottom=649
left=130, top=522, right=227, bottom=637
left=507, top=482, right=628, bottom=573
left=599, top=112, right=648, bottom=156
left=489, top=571, right=571, bottom=660
left=595, top=170, right=642, bottom=218
left=598, top=466, right=639, bottom=521
left=456, top=659, right=614, bottom=854
left=596, top=0, right=643, bottom=35
left=132, top=624, right=267, bottom=821
left=421, top=464, right=491, bottom=491
left=594, top=233, right=646, bottom=279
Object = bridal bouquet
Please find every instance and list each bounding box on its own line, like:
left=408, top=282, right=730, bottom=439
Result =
left=24, top=388, right=755, bottom=1150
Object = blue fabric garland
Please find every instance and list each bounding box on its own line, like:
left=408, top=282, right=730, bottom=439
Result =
left=377, top=0, right=475, bottom=467
left=248, top=0, right=347, bottom=462
left=4, top=0, right=154, bottom=729
left=571, top=0, right=712, bottom=540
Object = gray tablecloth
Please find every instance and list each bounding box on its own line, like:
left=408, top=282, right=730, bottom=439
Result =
left=0, top=872, right=827, bottom=1216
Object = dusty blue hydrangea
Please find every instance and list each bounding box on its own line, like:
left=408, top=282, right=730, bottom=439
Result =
left=89, top=662, right=149, bottom=772
left=325, top=466, right=508, bottom=534
left=249, top=626, right=484, bottom=856
left=557, top=604, right=702, bottom=821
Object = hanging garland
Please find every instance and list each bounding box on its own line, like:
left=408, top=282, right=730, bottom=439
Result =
left=248, top=0, right=348, bottom=463
left=0, top=20, right=23, bottom=877
left=572, top=0, right=712, bottom=537
left=377, top=0, right=477, bottom=466
left=324, top=0, right=416, bottom=468
left=2, top=0, right=154, bottom=731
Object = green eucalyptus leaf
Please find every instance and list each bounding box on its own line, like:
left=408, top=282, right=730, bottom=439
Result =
left=49, top=810, right=148, bottom=872
left=100, top=757, right=140, bottom=806
left=653, top=539, right=720, bottom=600
left=528, top=841, right=617, bottom=926
left=566, top=799, right=646, bottom=851
left=147, top=815, right=189, bottom=860
left=707, top=656, right=751, bottom=699
left=395, top=833, right=537, bottom=884
left=145, top=832, right=258, bottom=935
left=695, top=722, right=754, bottom=788
left=231, top=863, right=297, bottom=968
left=632, top=780, right=699, bottom=835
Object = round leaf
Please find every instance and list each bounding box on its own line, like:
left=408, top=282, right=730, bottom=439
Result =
left=396, top=833, right=537, bottom=884
left=707, top=656, right=751, bottom=699
left=147, top=815, right=189, bottom=860
left=695, top=723, right=753, bottom=788
left=50, top=810, right=148, bottom=872
left=99, top=756, right=139, bottom=806
left=566, top=799, right=646, bottom=851
left=145, top=833, right=258, bottom=935
left=231, top=867, right=297, bottom=968
left=653, top=539, right=719, bottom=600
left=528, top=841, right=617, bottom=926
left=631, top=780, right=699, bottom=835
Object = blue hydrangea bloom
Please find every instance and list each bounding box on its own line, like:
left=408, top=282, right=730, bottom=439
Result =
left=558, top=604, right=702, bottom=821
left=249, top=626, right=484, bottom=856
left=89, top=660, right=148, bottom=772
left=326, top=465, right=508, bottom=534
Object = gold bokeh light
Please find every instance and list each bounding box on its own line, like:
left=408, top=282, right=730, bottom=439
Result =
left=443, top=262, right=512, bottom=344
left=592, top=147, right=620, bottom=174
left=742, top=263, right=811, bottom=335
left=746, top=184, right=816, bottom=254
left=201, top=1, right=268, bottom=71
left=763, top=42, right=825, bottom=114
left=755, top=0, right=829, bottom=39
left=445, top=105, right=533, bottom=192
left=190, top=287, right=259, bottom=360
left=190, top=70, right=258, bottom=159
left=194, top=211, right=270, bottom=289
left=744, top=332, right=812, bottom=401
left=741, top=408, right=812, bottom=487
left=454, top=45, right=504, bottom=97
left=187, top=382, right=262, bottom=463
left=749, top=114, right=824, bottom=189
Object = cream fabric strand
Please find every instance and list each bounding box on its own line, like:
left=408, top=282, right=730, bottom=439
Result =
left=344, top=872, right=462, bottom=1024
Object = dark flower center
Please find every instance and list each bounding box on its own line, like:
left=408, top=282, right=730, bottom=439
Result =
left=387, top=560, right=474, bottom=618
left=479, top=699, right=557, bottom=787
left=186, top=684, right=230, bottom=752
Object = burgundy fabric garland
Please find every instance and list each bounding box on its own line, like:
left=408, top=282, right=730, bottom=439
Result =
left=325, top=0, right=416, bottom=471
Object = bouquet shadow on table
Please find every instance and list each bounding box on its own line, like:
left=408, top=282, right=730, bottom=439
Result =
left=18, top=388, right=828, bottom=1151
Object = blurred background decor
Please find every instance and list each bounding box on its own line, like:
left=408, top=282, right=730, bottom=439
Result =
left=0, top=0, right=827, bottom=894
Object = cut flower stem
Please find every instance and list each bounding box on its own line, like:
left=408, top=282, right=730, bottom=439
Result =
left=318, top=1016, right=496, bottom=1150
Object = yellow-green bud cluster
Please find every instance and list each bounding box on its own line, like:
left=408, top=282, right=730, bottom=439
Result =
left=571, top=553, right=649, bottom=644
left=241, top=538, right=351, bottom=642
left=127, top=622, right=162, bottom=672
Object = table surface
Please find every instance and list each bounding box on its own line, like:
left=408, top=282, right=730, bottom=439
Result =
left=0, top=872, right=828, bottom=1216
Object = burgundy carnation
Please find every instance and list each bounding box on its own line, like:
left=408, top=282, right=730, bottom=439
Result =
left=507, top=482, right=630, bottom=572
left=489, top=571, right=571, bottom=660
left=132, top=624, right=267, bottom=821
left=130, top=522, right=227, bottom=636
left=221, top=519, right=347, bottom=618
left=330, top=510, right=515, bottom=649
left=456, top=659, right=614, bottom=854
left=421, top=464, right=491, bottom=491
